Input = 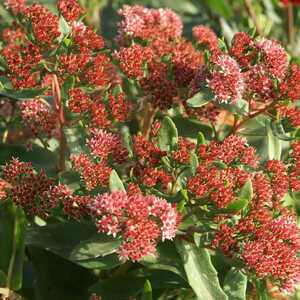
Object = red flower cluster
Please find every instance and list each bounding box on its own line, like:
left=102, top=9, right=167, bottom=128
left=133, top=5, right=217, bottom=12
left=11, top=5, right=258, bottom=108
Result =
left=68, top=89, right=131, bottom=128
left=173, top=137, right=196, bottom=164
left=115, top=6, right=204, bottom=109
left=192, top=25, right=219, bottom=53
left=131, top=135, right=173, bottom=190
left=72, top=129, right=128, bottom=189
left=188, top=136, right=258, bottom=207
left=72, top=153, right=112, bottom=190
left=2, top=41, right=42, bottom=89
left=1, top=158, right=93, bottom=219
left=57, top=0, right=84, bottom=22
left=89, top=191, right=181, bottom=261
left=264, top=160, right=289, bottom=208
left=214, top=215, right=300, bottom=294
left=2, top=158, right=55, bottom=216
left=24, top=3, right=60, bottom=43
left=71, top=22, right=105, bottom=50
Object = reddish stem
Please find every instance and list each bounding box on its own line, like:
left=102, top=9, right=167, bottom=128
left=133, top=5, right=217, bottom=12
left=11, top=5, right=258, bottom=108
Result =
left=177, top=235, right=195, bottom=244
left=52, top=75, right=67, bottom=172
left=230, top=101, right=276, bottom=135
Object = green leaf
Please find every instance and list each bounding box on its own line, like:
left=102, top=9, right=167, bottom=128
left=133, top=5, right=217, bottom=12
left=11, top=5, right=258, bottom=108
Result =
left=218, top=38, right=228, bottom=52
left=58, top=16, right=71, bottom=42
left=58, top=171, right=81, bottom=191
left=158, top=116, right=178, bottom=152
left=141, top=280, right=152, bottom=300
left=89, top=269, right=188, bottom=299
left=218, top=99, right=249, bottom=116
left=61, top=76, right=75, bottom=100
left=224, top=199, right=248, bottom=213
left=213, top=161, right=228, bottom=170
left=173, top=116, right=213, bottom=140
left=0, top=270, right=6, bottom=286
left=190, top=153, right=199, bottom=176
left=0, top=201, right=26, bottom=290
left=197, top=132, right=205, bottom=146
left=271, top=120, right=295, bottom=141
left=223, top=268, right=247, bottom=300
left=140, top=241, right=186, bottom=280
left=64, top=123, right=88, bottom=156
left=112, top=84, right=123, bottom=98
left=28, top=246, right=96, bottom=300
left=266, top=120, right=281, bottom=160
left=123, top=132, right=133, bottom=157
left=26, top=221, right=121, bottom=269
left=262, top=0, right=281, bottom=24
left=186, top=90, right=212, bottom=107
left=194, top=232, right=215, bottom=248
left=176, top=239, right=228, bottom=300
left=0, top=87, right=48, bottom=100
left=89, top=273, right=145, bottom=299
left=109, top=170, right=125, bottom=193
left=69, top=234, right=122, bottom=261
left=238, top=179, right=253, bottom=201
left=203, top=0, right=233, bottom=19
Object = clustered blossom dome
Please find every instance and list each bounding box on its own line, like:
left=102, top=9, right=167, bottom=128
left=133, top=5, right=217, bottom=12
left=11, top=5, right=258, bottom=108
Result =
left=89, top=191, right=181, bottom=261
left=116, top=5, right=183, bottom=44
left=4, top=0, right=26, bottom=14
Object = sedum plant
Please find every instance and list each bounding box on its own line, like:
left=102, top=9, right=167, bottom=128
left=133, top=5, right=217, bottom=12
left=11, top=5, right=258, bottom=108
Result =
left=0, top=0, right=299, bottom=299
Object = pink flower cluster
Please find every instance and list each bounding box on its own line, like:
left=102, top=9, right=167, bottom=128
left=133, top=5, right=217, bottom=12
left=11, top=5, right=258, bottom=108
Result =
left=19, top=98, right=57, bottom=139
left=4, top=0, right=26, bottom=14
left=208, top=55, right=245, bottom=103
left=117, top=5, right=182, bottom=45
left=87, top=129, right=128, bottom=164
left=89, top=191, right=181, bottom=261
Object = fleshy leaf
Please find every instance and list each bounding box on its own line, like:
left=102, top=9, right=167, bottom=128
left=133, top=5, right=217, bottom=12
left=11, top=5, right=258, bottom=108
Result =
left=223, top=268, right=247, bottom=300
left=158, top=116, right=178, bottom=152
left=109, top=170, right=125, bottom=193
left=176, top=239, right=228, bottom=300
